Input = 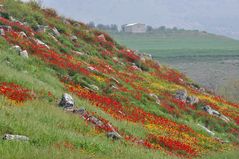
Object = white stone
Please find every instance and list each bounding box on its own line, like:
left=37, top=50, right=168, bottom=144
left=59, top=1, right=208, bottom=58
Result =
left=89, top=84, right=99, bottom=91
left=71, top=35, right=78, bottom=41
left=19, top=31, right=27, bottom=38
left=202, top=105, right=230, bottom=123
left=72, top=50, right=84, bottom=56
left=12, top=45, right=22, bottom=53
left=52, top=27, right=60, bottom=37
left=59, top=93, right=75, bottom=108
left=149, top=93, right=161, bottom=105
left=0, top=28, right=5, bottom=36
left=20, top=50, right=29, bottom=58
left=87, top=66, right=98, bottom=72
left=197, top=124, right=215, bottom=136
left=3, top=134, right=29, bottom=141
left=35, top=39, right=49, bottom=49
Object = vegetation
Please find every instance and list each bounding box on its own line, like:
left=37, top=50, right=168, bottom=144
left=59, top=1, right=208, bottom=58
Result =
left=0, top=0, right=238, bottom=158
left=109, top=32, right=239, bottom=58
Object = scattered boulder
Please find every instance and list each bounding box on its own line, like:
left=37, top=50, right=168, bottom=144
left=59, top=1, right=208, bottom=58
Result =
left=197, top=124, right=215, bottom=136
left=12, top=45, right=22, bottom=53
left=112, top=57, right=118, bottom=61
left=87, top=66, right=98, bottom=72
left=149, top=93, right=161, bottom=105
left=0, top=25, right=11, bottom=31
left=89, top=84, right=99, bottom=91
left=131, top=63, right=142, bottom=71
left=59, top=93, right=75, bottom=109
left=189, top=83, right=206, bottom=93
left=89, top=116, right=104, bottom=127
left=139, top=53, right=152, bottom=60
left=19, top=31, right=27, bottom=38
left=202, top=105, right=230, bottom=122
left=19, top=50, right=29, bottom=58
left=52, top=27, right=60, bottom=37
left=9, top=16, right=16, bottom=22
left=34, top=39, right=49, bottom=49
left=71, top=35, right=78, bottom=42
left=179, top=78, right=184, bottom=83
left=175, top=90, right=187, bottom=102
left=62, top=19, right=71, bottom=25
left=0, top=4, right=5, bottom=13
left=48, top=33, right=58, bottom=42
left=186, top=96, right=199, bottom=105
left=110, top=77, right=120, bottom=85
left=3, top=134, right=29, bottom=141
left=175, top=90, right=199, bottom=105
left=110, top=85, right=119, bottom=90
left=23, top=22, right=28, bottom=26
left=107, top=131, right=122, bottom=140
left=214, top=137, right=230, bottom=144
left=72, top=50, right=85, bottom=56
left=0, top=28, right=5, bottom=36
left=97, top=34, right=106, bottom=42
left=57, top=101, right=122, bottom=141
left=73, top=107, right=86, bottom=116
left=199, top=88, right=206, bottom=92
left=35, top=25, right=48, bottom=32
left=203, top=105, right=220, bottom=116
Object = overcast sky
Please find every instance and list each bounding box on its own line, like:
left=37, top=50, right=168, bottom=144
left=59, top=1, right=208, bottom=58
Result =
left=24, top=0, right=239, bottom=39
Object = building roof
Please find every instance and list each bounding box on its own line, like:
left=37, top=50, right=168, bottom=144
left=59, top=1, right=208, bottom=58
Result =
left=126, top=23, right=145, bottom=27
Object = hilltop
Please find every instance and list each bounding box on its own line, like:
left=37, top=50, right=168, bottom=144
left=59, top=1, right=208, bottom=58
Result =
left=0, top=1, right=239, bottom=159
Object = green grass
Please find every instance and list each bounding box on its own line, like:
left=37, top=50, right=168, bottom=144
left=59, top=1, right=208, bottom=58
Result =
left=110, top=32, right=239, bottom=58
left=0, top=40, right=171, bottom=159
left=0, top=1, right=239, bottom=158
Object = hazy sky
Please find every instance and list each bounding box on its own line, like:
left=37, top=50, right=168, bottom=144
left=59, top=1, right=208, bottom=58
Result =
left=24, top=0, right=239, bottom=39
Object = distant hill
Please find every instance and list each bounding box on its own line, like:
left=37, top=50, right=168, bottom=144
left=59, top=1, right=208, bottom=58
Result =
left=109, top=31, right=239, bottom=58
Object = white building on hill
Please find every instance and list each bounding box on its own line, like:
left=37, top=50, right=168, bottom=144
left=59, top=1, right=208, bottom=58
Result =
left=122, top=23, right=146, bottom=33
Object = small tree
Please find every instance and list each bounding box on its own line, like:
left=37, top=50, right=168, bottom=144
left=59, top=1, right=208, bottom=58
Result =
left=146, top=25, right=153, bottom=32
left=88, top=21, right=95, bottom=28
left=110, top=24, right=118, bottom=32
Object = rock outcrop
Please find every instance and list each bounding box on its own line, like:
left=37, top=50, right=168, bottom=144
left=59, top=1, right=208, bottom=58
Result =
left=202, top=105, right=230, bottom=122
left=59, top=93, right=75, bottom=109
left=3, top=134, right=29, bottom=141
left=19, top=50, right=29, bottom=58
left=175, top=90, right=199, bottom=105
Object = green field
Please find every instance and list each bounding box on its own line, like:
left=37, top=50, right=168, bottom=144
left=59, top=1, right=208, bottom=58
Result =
left=110, top=32, right=239, bottom=58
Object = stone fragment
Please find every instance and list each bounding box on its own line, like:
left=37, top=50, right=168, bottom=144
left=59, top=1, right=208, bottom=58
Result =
left=3, top=134, right=29, bottom=141
left=202, top=105, right=230, bottom=122
left=52, top=27, right=60, bottom=37
left=59, top=93, right=75, bottom=109
left=107, top=132, right=122, bottom=140
left=19, top=50, right=29, bottom=58
left=0, top=28, right=5, bottom=36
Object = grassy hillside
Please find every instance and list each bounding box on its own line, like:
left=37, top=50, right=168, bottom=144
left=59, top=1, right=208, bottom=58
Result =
left=109, top=31, right=239, bottom=103
left=110, top=32, right=239, bottom=58
left=0, top=1, right=239, bottom=159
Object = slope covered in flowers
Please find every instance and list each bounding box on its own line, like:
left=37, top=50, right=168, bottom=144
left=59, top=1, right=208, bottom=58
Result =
left=0, top=0, right=238, bottom=158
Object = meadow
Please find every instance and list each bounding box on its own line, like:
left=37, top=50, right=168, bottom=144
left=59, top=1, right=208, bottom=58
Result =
left=110, top=31, right=239, bottom=58
left=0, top=1, right=239, bottom=159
